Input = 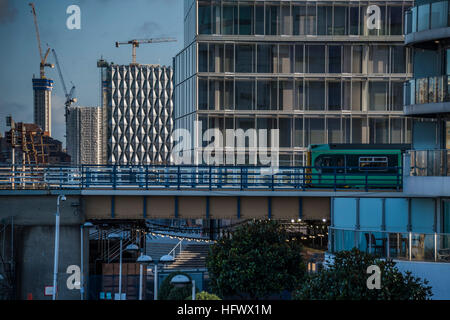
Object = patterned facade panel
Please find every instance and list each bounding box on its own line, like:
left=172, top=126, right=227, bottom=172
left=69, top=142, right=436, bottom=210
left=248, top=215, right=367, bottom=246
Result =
left=105, top=64, right=174, bottom=165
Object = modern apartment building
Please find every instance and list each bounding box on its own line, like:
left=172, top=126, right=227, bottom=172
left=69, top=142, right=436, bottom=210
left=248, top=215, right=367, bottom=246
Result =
left=175, top=0, right=413, bottom=166
left=32, top=78, right=53, bottom=135
left=66, top=106, right=105, bottom=165
left=98, top=60, right=174, bottom=165
left=328, top=0, right=450, bottom=299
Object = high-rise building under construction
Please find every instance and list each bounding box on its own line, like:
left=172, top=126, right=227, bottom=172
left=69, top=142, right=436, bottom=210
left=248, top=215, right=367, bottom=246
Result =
left=32, top=78, right=53, bottom=135
left=66, top=106, right=106, bottom=165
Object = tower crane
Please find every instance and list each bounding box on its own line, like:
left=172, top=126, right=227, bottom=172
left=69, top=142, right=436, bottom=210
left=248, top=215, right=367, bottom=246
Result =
left=29, top=3, right=54, bottom=78
left=51, top=49, right=77, bottom=116
left=115, top=38, right=177, bottom=65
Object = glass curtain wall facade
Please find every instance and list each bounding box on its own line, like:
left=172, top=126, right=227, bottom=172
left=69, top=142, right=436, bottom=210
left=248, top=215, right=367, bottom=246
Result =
left=175, top=0, right=413, bottom=166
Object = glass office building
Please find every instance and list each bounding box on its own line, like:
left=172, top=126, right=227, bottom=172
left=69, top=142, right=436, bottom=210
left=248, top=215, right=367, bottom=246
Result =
left=175, top=0, right=413, bottom=166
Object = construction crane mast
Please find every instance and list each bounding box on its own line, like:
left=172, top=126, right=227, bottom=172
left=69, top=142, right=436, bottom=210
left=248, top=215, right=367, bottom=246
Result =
left=115, top=38, right=177, bottom=65
left=29, top=3, right=54, bottom=78
left=52, top=49, right=77, bottom=115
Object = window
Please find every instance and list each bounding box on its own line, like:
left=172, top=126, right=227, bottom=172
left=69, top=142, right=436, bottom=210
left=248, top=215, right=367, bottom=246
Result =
left=198, top=78, right=208, bottom=110
left=279, top=118, right=292, bottom=148
left=266, top=5, right=280, bottom=35
left=279, top=80, right=293, bottom=111
left=328, top=82, right=341, bottom=110
left=239, top=4, right=254, bottom=35
left=352, top=117, right=365, bottom=143
left=349, top=6, right=360, bottom=35
left=391, top=118, right=403, bottom=143
left=209, top=44, right=224, bottom=73
left=307, top=81, right=325, bottom=110
left=391, top=82, right=404, bottom=111
left=352, top=46, right=363, bottom=73
left=295, top=44, right=304, bottom=73
left=236, top=44, right=255, bottom=73
left=257, top=80, right=278, bottom=110
left=306, top=4, right=317, bottom=35
left=418, top=3, right=430, bottom=32
left=317, top=6, right=332, bottom=35
left=199, top=4, right=211, bottom=35
left=392, top=46, right=406, bottom=73
left=328, top=46, right=342, bottom=73
left=198, top=43, right=208, bottom=72
left=431, top=1, right=448, bottom=29
left=306, top=118, right=325, bottom=145
left=334, top=6, right=347, bottom=35
left=209, top=79, right=223, bottom=110
left=342, top=46, right=352, bottom=73
left=369, top=82, right=388, bottom=111
left=235, top=80, right=254, bottom=110
left=389, top=6, right=403, bottom=35
left=369, top=45, right=389, bottom=74
left=352, top=81, right=362, bottom=111
left=358, top=156, right=388, bottom=171
left=307, top=45, right=325, bottom=73
left=224, top=79, right=234, bottom=110
left=369, top=118, right=389, bottom=143
left=327, top=118, right=341, bottom=143
left=257, top=44, right=277, bottom=73
left=223, top=4, right=238, bottom=35
left=293, top=5, right=306, bottom=35
left=224, top=44, right=234, bottom=72
left=294, top=80, right=304, bottom=110
left=255, top=4, right=265, bottom=35
left=279, top=45, right=293, bottom=73
left=294, top=118, right=304, bottom=147
left=281, top=4, right=292, bottom=35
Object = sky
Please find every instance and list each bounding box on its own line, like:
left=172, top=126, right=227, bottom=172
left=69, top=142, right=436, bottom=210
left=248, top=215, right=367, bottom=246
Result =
left=0, top=0, right=184, bottom=145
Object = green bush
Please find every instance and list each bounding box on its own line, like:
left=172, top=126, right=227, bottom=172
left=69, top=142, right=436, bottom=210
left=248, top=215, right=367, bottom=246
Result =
left=207, top=220, right=306, bottom=299
left=293, top=248, right=432, bottom=300
left=185, top=291, right=222, bottom=300
left=158, top=272, right=193, bottom=301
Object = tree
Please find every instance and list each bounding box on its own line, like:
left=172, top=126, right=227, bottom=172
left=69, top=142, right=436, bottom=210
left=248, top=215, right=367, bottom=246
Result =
left=185, top=291, right=222, bottom=300
left=159, top=272, right=196, bottom=300
left=206, top=220, right=306, bottom=299
left=293, top=248, right=432, bottom=300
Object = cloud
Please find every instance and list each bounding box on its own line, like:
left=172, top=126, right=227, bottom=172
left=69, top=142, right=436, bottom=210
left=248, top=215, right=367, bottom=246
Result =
left=137, top=21, right=162, bottom=38
left=0, top=0, right=17, bottom=24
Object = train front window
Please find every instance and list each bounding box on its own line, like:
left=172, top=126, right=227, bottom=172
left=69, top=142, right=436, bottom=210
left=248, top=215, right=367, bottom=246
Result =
left=358, top=156, right=388, bottom=171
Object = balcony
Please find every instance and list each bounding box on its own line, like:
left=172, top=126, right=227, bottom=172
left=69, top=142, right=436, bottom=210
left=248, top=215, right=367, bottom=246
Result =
left=404, top=75, right=450, bottom=116
left=329, top=227, right=450, bottom=263
left=404, top=150, right=450, bottom=196
left=405, top=1, right=450, bottom=45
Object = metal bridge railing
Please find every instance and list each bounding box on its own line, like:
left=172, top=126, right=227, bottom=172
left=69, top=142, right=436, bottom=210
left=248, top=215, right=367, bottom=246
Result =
left=0, top=164, right=403, bottom=191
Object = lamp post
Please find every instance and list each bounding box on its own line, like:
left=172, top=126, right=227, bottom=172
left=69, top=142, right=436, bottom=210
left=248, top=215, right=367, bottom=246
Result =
left=136, top=254, right=152, bottom=300
left=52, top=194, right=66, bottom=300
left=80, top=222, right=94, bottom=300
left=108, top=232, right=139, bottom=300
left=153, top=254, right=174, bottom=300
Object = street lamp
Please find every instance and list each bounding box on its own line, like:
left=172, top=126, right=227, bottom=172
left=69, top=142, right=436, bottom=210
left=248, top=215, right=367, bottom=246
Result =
left=152, top=254, right=174, bottom=300
left=53, top=194, right=66, bottom=300
left=136, top=254, right=152, bottom=300
left=107, top=232, right=140, bottom=300
left=170, top=274, right=195, bottom=300
left=80, top=222, right=94, bottom=300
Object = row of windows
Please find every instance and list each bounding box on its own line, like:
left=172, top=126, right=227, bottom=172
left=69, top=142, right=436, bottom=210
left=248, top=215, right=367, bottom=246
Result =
left=198, top=2, right=410, bottom=36
left=196, top=115, right=412, bottom=147
left=198, top=78, right=405, bottom=112
left=198, top=43, right=410, bottom=74
left=406, top=1, right=449, bottom=34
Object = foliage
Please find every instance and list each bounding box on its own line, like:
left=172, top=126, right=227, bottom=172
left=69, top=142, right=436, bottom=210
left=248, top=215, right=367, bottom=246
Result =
left=206, top=220, right=306, bottom=299
left=292, top=248, right=433, bottom=300
left=185, top=291, right=222, bottom=300
left=158, top=272, right=193, bottom=301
